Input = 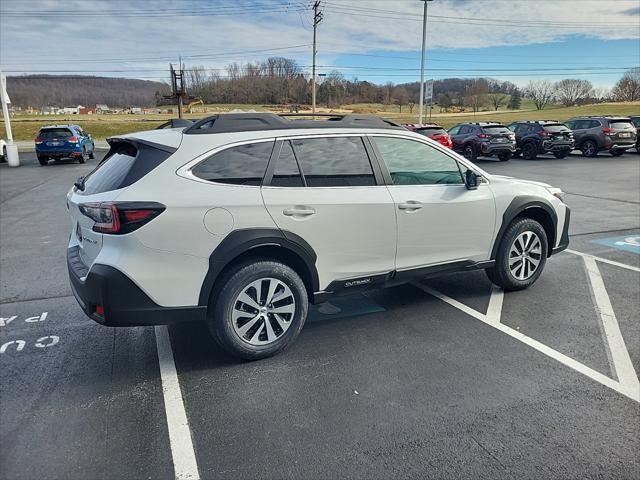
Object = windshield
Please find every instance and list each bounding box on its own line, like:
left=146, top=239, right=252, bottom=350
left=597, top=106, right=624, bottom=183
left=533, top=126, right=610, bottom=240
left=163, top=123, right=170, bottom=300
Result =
left=482, top=126, right=510, bottom=134
left=416, top=127, right=447, bottom=136
left=39, top=128, right=72, bottom=139
left=543, top=125, right=570, bottom=133
left=610, top=121, right=634, bottom=130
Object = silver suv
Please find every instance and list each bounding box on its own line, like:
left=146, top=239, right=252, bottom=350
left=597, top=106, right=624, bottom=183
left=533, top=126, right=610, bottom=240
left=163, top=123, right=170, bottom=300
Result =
left=565, top=116, right=637, bottom=157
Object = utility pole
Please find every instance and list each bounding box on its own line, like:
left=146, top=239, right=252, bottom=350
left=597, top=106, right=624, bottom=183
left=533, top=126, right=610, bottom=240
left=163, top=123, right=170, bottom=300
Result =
left=164, top=61, right=190, bottom=119
left=311, top=1, right=323, bottom=118
left=0, top=70, right=19, bottom=166
left=418, top=0, right=433, bottom=125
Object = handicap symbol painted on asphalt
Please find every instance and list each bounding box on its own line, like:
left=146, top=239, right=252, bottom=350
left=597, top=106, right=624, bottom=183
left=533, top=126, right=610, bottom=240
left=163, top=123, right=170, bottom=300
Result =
left=591, top=234, right=640, bottom=254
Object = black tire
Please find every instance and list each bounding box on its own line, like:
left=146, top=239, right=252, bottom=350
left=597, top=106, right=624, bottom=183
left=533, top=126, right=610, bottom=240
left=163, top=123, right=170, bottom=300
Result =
left=38, top=155, right=48, bottom=166
left=208, top=260, right=308, bottom=360
left=463, top=144, right=477, bottom=162
left=498, top=151, right=512, bottom=162
left=512, top=151, right=521, bottom=158
left=581, top=140, right=598, bottom=157
left=610, top=149, right=624, bottom=157
left=1, top=146, right=6, bottom=162
left=485, top=217, right=548, bottom=291
left=522, top=142, right=537, bottom=160
left=79, top=146, right=87, bottom=164
left=89, top=146, right=95, bottom=159
left=553, top=149, right=570, bottom=159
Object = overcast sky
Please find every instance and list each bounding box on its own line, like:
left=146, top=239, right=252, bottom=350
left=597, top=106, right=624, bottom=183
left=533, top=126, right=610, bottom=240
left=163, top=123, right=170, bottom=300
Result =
left=1, top=0, right=639, bottom=88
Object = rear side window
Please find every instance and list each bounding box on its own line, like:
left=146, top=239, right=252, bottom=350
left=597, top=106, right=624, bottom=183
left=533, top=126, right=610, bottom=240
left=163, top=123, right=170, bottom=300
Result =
left=271, top=141, right=304, bottom=187
left=80, top=141, right=173, bottom=195
left=192, top=141, right=274, bottom=186
left=291, top=137, right=375, bottom=187
left=39, top=128, right=72, bottom=139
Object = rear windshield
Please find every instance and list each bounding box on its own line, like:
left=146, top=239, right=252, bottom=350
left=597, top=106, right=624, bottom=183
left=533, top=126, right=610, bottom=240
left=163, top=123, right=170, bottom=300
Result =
left=482, top=126, right=510, bottom=134
left=79, top=141, right=174, bottom=195
left=39, top=128, right=72, bottom=139
left=610, top=121, right=634, bottom=130
left=543, top=124, right=570, bottom=133
left=415, top=127, right=447, bottom=136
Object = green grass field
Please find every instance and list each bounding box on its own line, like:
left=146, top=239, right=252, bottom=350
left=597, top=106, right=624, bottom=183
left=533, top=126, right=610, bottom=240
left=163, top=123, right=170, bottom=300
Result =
left=2, top=102, right=638, bottom=141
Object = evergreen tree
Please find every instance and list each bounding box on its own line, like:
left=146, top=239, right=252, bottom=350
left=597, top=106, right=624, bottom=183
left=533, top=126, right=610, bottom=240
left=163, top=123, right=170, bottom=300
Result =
left=508, top=88, right=522, bottom=110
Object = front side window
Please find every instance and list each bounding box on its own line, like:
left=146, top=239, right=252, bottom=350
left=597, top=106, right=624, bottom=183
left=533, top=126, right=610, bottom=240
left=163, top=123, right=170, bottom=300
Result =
left=291, top=137, right=375, bottom=187
left=192, top=141, right=274, bottom=186
left=373, top=137, right=464, bottom=186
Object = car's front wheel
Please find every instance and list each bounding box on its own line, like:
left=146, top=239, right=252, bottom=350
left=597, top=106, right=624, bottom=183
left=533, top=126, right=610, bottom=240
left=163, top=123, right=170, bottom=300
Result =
left=486, top=217, right=548, bottom=291
left=208, top=260, right=308, bottom=360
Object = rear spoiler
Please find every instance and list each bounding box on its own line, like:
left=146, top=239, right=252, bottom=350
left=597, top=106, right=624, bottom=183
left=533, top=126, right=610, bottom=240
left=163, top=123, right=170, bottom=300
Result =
left=156, top=118, right=195, bottom=130
left=106, top=137, right=177, bottom=154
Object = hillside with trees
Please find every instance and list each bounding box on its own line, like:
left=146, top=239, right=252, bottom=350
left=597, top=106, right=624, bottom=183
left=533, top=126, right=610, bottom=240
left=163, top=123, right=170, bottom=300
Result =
left=7, top=75, right=170, bottom=108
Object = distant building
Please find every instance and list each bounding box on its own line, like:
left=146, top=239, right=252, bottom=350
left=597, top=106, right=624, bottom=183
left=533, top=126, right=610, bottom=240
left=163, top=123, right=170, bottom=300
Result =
left=79, top=107, right=95, bottom=115
left=60, top=105, right=83, bottom=114
left=96, top=104, right=109, bottom=113
left=129, top=107, right=142, bottom=114
left=42, top=105, right=59, bottom=115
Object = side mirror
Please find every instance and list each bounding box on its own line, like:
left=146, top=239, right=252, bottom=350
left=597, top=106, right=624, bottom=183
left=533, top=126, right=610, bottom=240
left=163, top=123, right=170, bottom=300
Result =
left=465, top=169, right=480, bottom=190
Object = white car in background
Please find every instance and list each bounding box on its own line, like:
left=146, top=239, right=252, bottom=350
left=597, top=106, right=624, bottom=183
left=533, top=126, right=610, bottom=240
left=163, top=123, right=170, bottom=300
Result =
left=66, top=113, right=570, bottom=360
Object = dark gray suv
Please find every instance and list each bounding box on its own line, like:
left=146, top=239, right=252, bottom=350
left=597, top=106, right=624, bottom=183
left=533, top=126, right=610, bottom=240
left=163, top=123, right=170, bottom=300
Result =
left=565, top=116, right=637, bottom=157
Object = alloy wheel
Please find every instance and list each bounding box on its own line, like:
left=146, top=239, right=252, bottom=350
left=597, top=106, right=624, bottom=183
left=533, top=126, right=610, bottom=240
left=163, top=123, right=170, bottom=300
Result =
left=509, top=231, right=542, bottom=281
left=231, top=278, right=296, bottom=346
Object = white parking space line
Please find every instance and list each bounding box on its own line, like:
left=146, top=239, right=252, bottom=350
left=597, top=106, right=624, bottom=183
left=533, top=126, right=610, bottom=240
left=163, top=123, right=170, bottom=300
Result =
left=418, top=282, right=640, bottom=403
left=566, top=249, right=640, bottom=273
left=583, top=257, right=640, bottom=397
left=155, top=326, right=200, bottom=480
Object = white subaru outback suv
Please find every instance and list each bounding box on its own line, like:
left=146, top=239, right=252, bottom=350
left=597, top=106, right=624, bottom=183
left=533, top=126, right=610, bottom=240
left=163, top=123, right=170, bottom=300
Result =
left=67, top=114, right=570, bottom=360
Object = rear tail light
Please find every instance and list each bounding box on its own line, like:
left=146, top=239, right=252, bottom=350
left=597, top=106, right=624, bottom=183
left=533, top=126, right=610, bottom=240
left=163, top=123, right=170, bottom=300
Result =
left=78, top=202, right=165, bottom=234
left=538, top=130, right=550, bottom=137
left=602, top=128, right=614, bottom=135
left=68, top=136, right=79, bottom=143
left=478, top=133, right=489, bottom=139
left=35, top=137, right=42, bottom=144
left=95, top=305, right=105, bottom=317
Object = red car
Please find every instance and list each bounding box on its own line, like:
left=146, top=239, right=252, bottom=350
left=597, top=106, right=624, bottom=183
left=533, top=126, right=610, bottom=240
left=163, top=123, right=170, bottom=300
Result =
left=404, top=123, right=453, bottom=149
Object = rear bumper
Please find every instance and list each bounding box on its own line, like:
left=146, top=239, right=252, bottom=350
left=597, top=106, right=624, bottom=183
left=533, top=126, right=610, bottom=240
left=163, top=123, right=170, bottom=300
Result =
left=67, top=246, right=206, bottom=326
left=542, top=141, right=573, bottom=151
left=605, top=143, right=635, bottom=151
left=481, top=143, right=516, bottom=154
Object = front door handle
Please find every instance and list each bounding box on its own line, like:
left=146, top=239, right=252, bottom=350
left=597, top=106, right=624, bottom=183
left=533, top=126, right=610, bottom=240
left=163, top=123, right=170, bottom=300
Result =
left=398, top=201, right=423, bottom=212
left=283, top=206, right=316, bottom=217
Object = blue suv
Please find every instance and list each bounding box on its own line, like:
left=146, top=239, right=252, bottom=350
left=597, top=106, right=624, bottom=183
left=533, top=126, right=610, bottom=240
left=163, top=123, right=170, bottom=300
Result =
left=35, top=125, right=95, bottom=165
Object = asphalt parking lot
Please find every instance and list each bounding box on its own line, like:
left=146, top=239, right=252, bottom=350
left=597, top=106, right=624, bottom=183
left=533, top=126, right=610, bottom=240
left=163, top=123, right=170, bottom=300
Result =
left=1, top=150, right=639, bottom=480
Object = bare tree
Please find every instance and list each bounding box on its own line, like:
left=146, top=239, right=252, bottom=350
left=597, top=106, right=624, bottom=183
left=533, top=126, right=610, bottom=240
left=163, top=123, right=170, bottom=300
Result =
left=488, top=93, right=507, bottom=111
left=408, top=101, right=415, bottom=114
left=393, top=87, right=409, bottom=113
left=464, top=79, right=488, bottom=113
left=526, top=80, right=554, bottom=110
left=612, top=67, right=640, bottom=102
left=554, top=79, right=593, bottom=106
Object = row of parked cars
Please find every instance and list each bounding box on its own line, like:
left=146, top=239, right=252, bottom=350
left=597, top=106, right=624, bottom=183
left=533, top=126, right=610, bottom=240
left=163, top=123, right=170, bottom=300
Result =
left=405, top=115, right=640, bottom=161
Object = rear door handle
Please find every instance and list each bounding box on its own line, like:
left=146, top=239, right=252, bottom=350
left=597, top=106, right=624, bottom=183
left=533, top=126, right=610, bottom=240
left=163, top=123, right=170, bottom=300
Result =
left=398, top=201, right=423, bottom=212
left=283, top=206, right=316, bottom=217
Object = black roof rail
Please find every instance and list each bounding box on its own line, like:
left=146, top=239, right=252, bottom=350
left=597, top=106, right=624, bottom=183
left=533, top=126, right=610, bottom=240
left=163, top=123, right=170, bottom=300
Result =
left=156, top=118, right=195, bottom=129
left=183, top=112, right=403, bottom=135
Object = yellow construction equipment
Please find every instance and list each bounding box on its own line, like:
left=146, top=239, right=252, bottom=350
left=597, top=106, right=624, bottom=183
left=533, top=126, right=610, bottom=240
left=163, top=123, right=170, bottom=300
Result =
left=187, top=99, right=205, bottom=114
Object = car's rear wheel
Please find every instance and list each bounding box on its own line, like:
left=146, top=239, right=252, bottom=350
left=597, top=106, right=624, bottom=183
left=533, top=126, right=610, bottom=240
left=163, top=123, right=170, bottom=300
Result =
left=463, top=144, right=477, bottom=161
left=610, top=149, right=624, bottom=157
left=208, top=260, right=308, bottom=360
left=498, top=151, right=512, bottom=162
left=486, top=217, right=548, bottom=291
left=522, top=142, right=537, bottom=160
left=581, top=140, right=598, bottom=157
left=553, top=149, right=570, bottom=159
left=38, top=155, right=48, bottom=166
left=79, top=146, right=87, bottom=164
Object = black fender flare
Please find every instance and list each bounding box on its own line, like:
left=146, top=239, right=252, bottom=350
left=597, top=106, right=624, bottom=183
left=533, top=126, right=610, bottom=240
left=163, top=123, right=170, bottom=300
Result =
left=198, top=228, right=319, bottom=306
left=491, top=196, right=558, bottom=260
